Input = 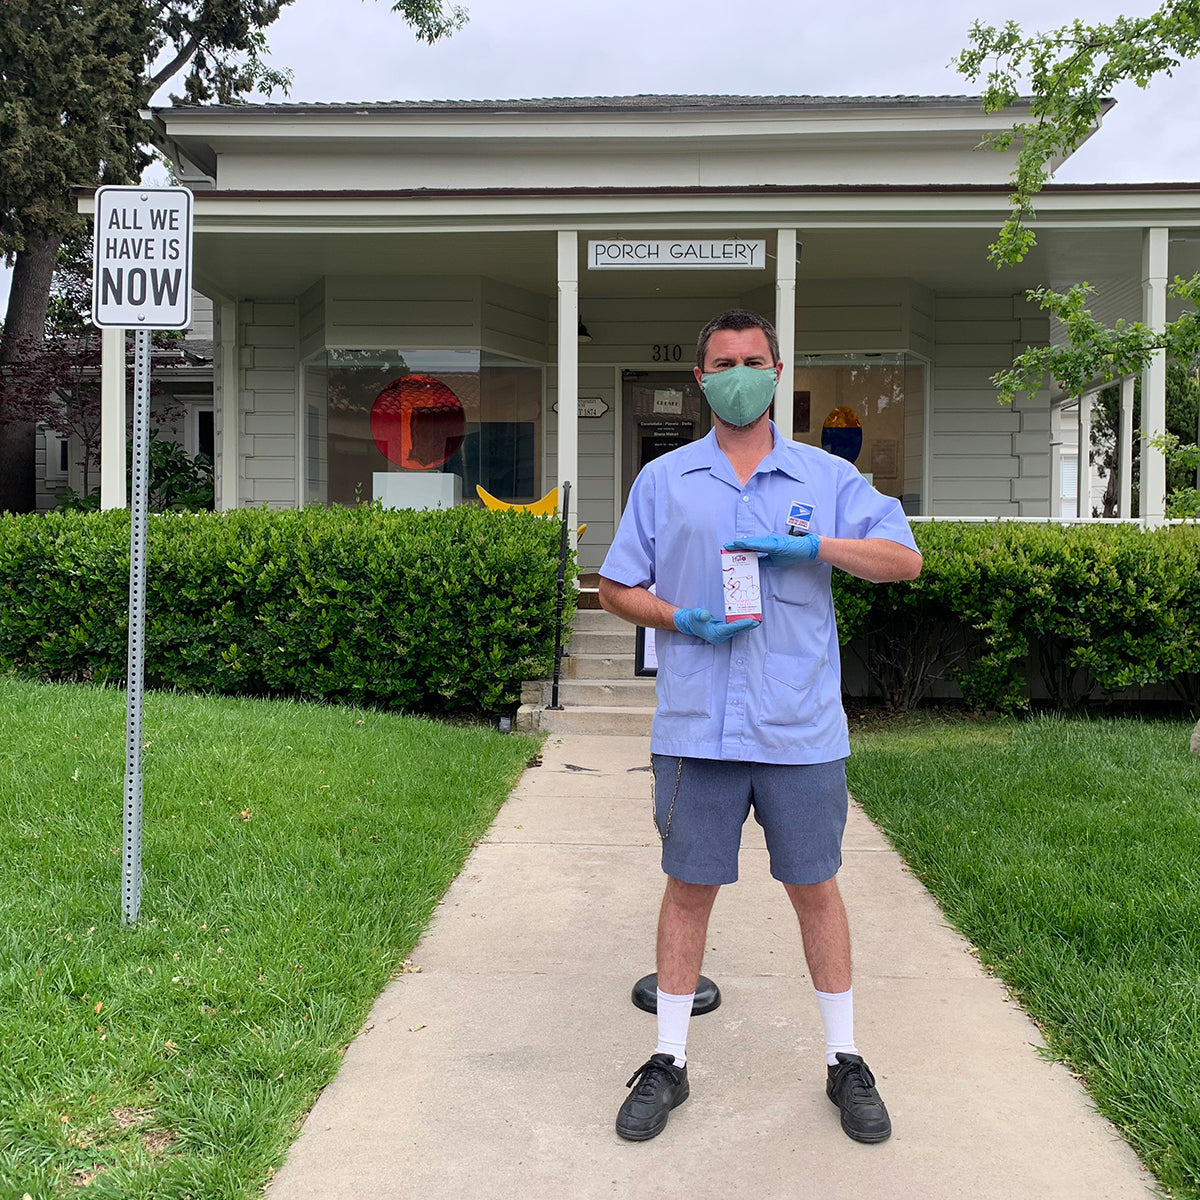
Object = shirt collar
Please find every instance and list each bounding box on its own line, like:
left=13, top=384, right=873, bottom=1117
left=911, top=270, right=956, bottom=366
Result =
left=680, top=421, right=807, bottom=486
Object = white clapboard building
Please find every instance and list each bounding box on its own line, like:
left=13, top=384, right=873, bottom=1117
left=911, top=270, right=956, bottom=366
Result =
left=81, top=95, right=1200, bottom=564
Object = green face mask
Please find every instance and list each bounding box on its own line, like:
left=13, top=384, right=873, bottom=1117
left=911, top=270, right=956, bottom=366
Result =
left=699, top=365, right=778, bottom=427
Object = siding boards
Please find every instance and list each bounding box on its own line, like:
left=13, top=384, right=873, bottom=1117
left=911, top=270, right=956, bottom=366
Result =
left=482, top=278, right=549, bottom=360
left=315, top=276, right=549, bottom=360
left=935, top=410, right=1019, bottom=434
left=571, top=294, right=736, bottom=366
left=245, top=324, right=296, bottom=348
left=251, top=347, right=296, bottom=371
left=323, top=276, right=480, bottom=347
left=935, top=433, right=1017, bottom=457
left=931, top=293, right=1050, bottom=517
left=298, top=281, right=324, bottom=360
left=330, top=300, right=478, bottom=330
left=935, top=297, right=1014, bottom=322
left=934, top=343, right=1024, bottom=369
left=797, top=306, right=904, bottom=335
left=910, top=286, right=935, bottom=361
left=188, top=293, right=214, bottom=341
left=239, top=299, right=298, bottom=508
left=545, top=362, right=615, bottom=573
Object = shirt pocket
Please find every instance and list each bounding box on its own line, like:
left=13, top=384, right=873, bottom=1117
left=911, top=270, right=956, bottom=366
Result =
left=768, top=565, right=821, bottom=608
left=757, top=650, right=823, bottom=726
left=657, top=639, right=714, bottom=717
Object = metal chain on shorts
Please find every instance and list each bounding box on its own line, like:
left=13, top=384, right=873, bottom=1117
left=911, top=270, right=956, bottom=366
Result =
left=651, top=755, right=683, bottom=841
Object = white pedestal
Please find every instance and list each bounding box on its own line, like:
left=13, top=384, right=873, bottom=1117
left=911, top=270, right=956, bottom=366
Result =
left=373, top=472, right=462, bottom=511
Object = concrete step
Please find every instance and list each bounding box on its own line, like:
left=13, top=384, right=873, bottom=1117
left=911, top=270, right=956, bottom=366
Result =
left=570, top=608, right=628, bottom=632
left=535, top=704, right=655, bottom=736
left=567, top=629, right=639, bottom=656
left=535, top=678, right=656, bottom=707
left=564, top=653, right=638, bottom=680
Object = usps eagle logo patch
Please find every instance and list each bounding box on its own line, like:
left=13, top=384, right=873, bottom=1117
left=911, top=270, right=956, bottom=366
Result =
left=786, top=501, right=815, bottom=532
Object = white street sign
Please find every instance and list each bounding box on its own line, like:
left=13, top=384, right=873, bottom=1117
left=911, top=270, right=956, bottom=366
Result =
left=92, top=186, right=193, bottom=329
left=552, top=397, right=610, bottom=418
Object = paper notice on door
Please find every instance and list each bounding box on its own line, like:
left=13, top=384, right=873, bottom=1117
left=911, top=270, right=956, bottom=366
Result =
left=653, top=389, right=684, bottom=415
left=721, top=549, right=762, bottom=622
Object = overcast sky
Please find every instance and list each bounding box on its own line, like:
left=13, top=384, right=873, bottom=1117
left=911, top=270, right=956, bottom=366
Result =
left=5, top=0, right=1200, bottom=313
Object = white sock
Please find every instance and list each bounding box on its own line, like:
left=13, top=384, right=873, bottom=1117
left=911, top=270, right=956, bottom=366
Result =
left=655, top=988, right=696, bottom=1066
left=814, top=987, right=858, bottom=1066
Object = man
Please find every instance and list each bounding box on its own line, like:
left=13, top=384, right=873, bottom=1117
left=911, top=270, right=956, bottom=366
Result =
left=599, top=309, right=922, bottom=1145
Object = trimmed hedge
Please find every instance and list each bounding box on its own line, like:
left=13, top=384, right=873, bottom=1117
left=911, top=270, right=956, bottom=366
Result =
left=0, top=504, right=576, bottom=716
left=4, top=511, right=1195, bottom=716
left=833, top=521, right=1200, bottom=713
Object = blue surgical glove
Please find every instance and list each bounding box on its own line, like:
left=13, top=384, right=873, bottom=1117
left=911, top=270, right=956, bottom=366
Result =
left=724, top=533, right=821, bottom=565
left=672, top=607, right=760, bottom=645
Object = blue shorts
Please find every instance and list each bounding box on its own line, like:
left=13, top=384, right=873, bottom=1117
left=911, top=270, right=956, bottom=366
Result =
left=650, top=755, right=848, bottom=886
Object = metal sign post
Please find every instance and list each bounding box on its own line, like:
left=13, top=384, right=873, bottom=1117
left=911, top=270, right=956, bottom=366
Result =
left=122, top=331, right=152, bottom=924
left=92, top=185, right=194, bottom=926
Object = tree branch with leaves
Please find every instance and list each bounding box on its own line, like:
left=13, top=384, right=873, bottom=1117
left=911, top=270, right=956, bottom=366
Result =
left=993, top=277, right=1200, bottom=517
left=992, top=275, right=1200, bottom=404
left=0, top=0, right=467, bottom=511
left=955, top=2, right=1200, bottom=265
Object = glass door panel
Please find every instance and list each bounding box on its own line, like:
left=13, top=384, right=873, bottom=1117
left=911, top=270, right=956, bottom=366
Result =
left=620, top=370, right=709, bottom=507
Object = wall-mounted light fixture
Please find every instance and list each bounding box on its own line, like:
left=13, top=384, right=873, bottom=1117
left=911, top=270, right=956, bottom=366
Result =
left=578, top=320, right=593, bottom=343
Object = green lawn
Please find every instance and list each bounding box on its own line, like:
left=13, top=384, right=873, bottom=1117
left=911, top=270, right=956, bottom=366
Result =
left=848, top=711, right=1200, bottom=1200
left=0, top=678, right=540, bottom=1199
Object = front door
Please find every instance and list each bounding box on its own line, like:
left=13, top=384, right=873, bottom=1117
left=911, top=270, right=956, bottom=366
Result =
left=620, top=370, right=710, bottom=507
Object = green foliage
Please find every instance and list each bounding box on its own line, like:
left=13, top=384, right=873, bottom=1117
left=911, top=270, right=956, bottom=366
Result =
left=0, top=677, right=536, bottom=1199
left=51, top=485, right=102, bottom=513
left=1150, top=431, right=1200, bottom=516
left=992, top=277, right=1200, bottom=405
left=52, top=432, right=214, bottom=514
left=142, top=433, right=214, bottom=512
left=955, top=4, right=1200, bottom=264
left=387, top=0, right=468, bottom=44
left=1091, top=361, right=1200, bottom=516
left=0, top=1, right=149, bottom=257
left=848, top=712, right=1200, bottom=1200
left=0, top=504, right=574, bottom=716
left=1, top=0, right=467, bottom=259
left=833, top=521, right=1200, bottom=713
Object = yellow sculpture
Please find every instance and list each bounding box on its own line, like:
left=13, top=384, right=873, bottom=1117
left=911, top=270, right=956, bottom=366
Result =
left=475, top=485, right=586, bottom=538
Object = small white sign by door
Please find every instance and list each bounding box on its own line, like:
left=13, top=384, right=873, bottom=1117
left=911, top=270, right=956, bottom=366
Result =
left=653, top=389, right=684, bottom=415
left=553, top=397, right=610, bottom=418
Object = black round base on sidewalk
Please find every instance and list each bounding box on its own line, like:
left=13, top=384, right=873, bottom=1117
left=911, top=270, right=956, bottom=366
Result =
left=631, top=973, right=721, bottom=1014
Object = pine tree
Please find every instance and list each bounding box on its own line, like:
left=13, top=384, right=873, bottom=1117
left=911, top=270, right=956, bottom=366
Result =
left=0, top=0, right=466, bottom=512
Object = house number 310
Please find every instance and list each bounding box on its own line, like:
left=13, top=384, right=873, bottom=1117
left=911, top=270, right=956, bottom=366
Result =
left=651, top=344, right=683, bottom=362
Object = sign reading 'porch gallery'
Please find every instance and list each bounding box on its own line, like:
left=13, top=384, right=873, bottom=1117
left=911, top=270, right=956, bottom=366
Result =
left=588, top=240, right=766, bottom=270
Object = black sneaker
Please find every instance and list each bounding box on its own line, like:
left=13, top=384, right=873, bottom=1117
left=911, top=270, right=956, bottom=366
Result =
left=615, top=1053, right=689, bottom=1141
left=826, top=1052, right=892, bottom=1143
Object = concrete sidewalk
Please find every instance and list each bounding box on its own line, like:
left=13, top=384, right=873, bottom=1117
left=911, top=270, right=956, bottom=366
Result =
left=268, top=733, right=1156, bottom=1200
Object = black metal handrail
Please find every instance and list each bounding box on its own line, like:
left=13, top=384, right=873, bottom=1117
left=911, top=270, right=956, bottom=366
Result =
left=548, top=480, right=571, bottom=710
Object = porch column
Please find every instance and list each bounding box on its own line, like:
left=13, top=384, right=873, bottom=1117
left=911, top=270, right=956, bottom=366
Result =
left=1077, top=392, right=1092, bottom=519
left=1049, top=403, right=1064, bottom=519
left=1118, top=374, right=1135, bottom=518
left=556, top=230, right=579, bottom=523
left=774, top=228, right=797, bottom=438
left=1141, top=227, right=1169, bottom=526
left=217, top=300, right=239, bottom=511
left=99, top=328, right=126, bottom=509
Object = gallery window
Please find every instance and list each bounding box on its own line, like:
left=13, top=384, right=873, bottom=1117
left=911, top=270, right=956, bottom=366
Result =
left=789, top=353, right=926, bottom=513
left=304, top=349, right=543, bottom=508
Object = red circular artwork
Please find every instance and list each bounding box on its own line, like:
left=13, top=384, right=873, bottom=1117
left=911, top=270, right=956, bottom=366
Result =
left=370, top=375, right=466, bottom=470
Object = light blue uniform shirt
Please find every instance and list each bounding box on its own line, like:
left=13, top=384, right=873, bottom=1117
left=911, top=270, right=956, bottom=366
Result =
left=600, top=422, right=919, bottom=765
